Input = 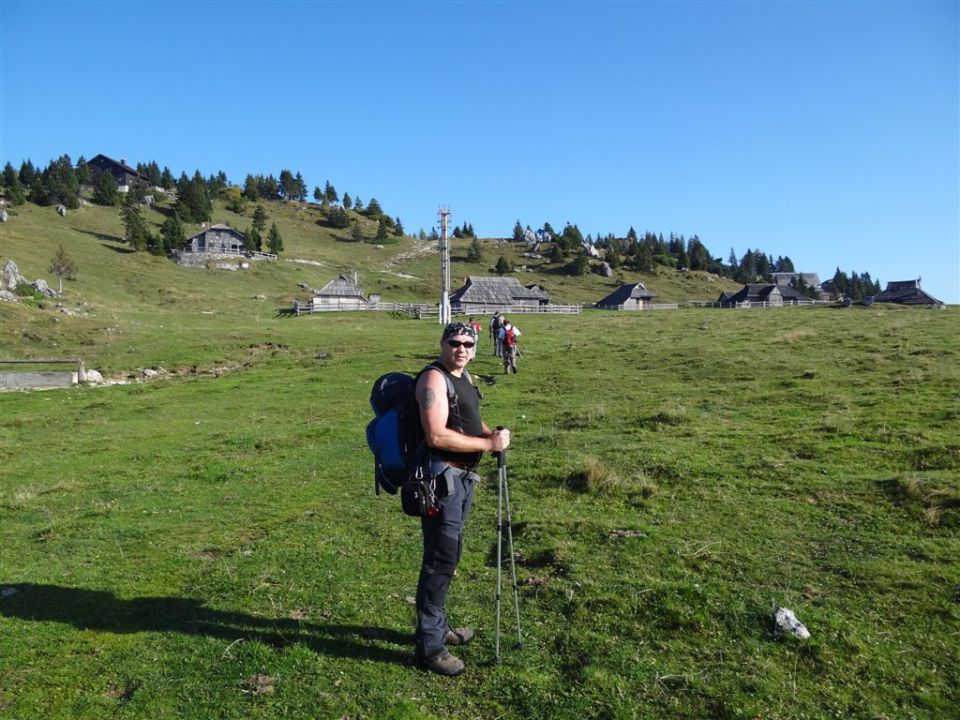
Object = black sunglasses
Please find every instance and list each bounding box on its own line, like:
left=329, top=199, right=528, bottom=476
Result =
left=447, top=340, right=475, bottom=349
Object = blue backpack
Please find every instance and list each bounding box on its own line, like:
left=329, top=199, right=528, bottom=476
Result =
left=366, top=364, right=465, bottom=495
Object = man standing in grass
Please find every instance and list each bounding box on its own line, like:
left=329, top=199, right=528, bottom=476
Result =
left=414, top=322, right=511, bottom=676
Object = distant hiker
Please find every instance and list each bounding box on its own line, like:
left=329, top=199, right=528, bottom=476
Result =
left=490, top=312, right=504, bottom=357
left=413, top=322, right=511, bottom=676
left=499, top=319, right=521, bottom=374
left=468, top=316, right=482, bottom=356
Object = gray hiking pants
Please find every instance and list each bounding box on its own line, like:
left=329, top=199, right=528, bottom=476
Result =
left=415, top=465, right=477, bottom=660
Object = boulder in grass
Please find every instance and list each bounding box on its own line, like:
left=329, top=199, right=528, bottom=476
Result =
left=774, top=606, right=810, bottom=640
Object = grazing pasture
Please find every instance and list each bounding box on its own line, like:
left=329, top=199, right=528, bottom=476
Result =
left=1, top=307, right=957, bottom=719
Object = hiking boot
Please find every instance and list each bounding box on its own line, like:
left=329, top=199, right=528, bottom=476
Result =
left=419, top=650, right=465, bottom=676
left=444, top=627, right=474, bottom=646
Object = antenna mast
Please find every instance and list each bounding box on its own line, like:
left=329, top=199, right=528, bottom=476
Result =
left=438, top=206, right=451, bottom=324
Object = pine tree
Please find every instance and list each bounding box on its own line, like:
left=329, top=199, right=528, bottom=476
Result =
left=354, top=197, right=363, bottom=211
left=2, top=162, right=16, bottom=187
left=295, top=172, right=307, bottom=201
left=244, top=175, right=260, bottom=201
left=267, top=222, right=283, bottom=254
left=161, top=166, right=175, bottom=190
left=75, top=156, right=91, bottom=186
left=48, top=244, right=77, bottom=293
left=40, top=155, right=80, bottom=209
left=5, top=174, right=26, bottom=205
left=495, top=255, right=512, bottom=274
left=160, top=212, right=185, bottom=253
left=513, top=220, right=524, bottom=242
left=342, top=192, right=352, bottom=210
left=93, top=169, right=119, bottom=206
left=394, top=216, right=404, bottom=236
left=366, top=197, right=382, bottom=217
left=351, top=221, right=364, bottom=242
left=19, top=159, right=36, bottom=187
left=324, top=181, right=338, bottom=204
left=121, top=192, right=149, bottom=251
left=375, top=220, right=388, bottom=241
left=314, top=186, right=323, bottom=203
left=252, top=205, right=268, bottom=233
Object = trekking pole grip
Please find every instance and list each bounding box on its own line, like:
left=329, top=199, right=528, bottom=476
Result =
left=496, top=426, right=506, bottom=468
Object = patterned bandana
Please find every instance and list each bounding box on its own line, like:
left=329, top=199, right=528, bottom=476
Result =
left=442, top=322, right=478, bottom=341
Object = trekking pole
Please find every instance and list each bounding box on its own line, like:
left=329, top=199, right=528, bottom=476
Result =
left=502, top=455, right=524, bottom=651
left=494, top=448, right=505, bottom=665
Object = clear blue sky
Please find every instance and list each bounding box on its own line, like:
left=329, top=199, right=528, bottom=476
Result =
left=2, top=0, right=957, bottom=303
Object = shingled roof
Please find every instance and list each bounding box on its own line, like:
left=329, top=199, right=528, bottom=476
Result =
left=720, top=283, right=809, bottom=304
left=450, top=276, right=549, bottom=304
left=874, top=279, right=943, bottom=306
left=316, top=274, right=365, bottom=299
left=595, top=282, right=656, bottom=306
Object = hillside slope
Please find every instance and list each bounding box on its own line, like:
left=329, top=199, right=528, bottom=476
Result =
left=1, top=194, right=739, bottom=370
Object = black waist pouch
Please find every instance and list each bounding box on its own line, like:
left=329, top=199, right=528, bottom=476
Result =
left=400, top=473, right=439, bottom=518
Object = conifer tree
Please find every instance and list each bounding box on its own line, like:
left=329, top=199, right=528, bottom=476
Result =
left=324, top=181, right=338, bottom=204
left=494, top=255, right=512, bottom=274
left=513, top=220, right=524, bottom=242
left=75, top=156, right=91, bottom=186
left=19, top=159, right=36, bottom=187
left=5, top=174, right=26, bottom=205
left=252, top=204, right=268, bottom=233
left=314, top=186, right=323, bottom=203
left=366, top=197, right=382, bottom=217
left=2, top=162, right=16, bottom=187
left=160, top=212, right=185, bottom=253
left=121, top=191, right=149, bottom=251
left=93, top=169, right=119, bottom=206
left=267, top=222, right=283, bottom=254
left=342, top=192, right=352, bottom=210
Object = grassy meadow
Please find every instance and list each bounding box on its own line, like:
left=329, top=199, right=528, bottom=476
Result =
left=2, top=302, right=958, bottom=719
left=2, top=196, right=958, bottom=718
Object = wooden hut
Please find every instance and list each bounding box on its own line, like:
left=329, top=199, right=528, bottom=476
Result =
left=717, top=283, right=808, bottom=307
left=311, top=273, right=367, bottom=311
left=873, top=279, right=944, bottom=307
left=595, top=282, right=656, bottom=310
left=450, top=276, right=550, bottom=314
left=86, top=154, right=145, bottom=191
left=183, top=224, right=247, bottom=255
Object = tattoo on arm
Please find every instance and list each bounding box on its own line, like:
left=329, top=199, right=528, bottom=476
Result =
left=422, top=387, right=436, bottom=410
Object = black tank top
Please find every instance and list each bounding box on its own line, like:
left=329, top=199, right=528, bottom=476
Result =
left=424, top=363, right=484, bottom=468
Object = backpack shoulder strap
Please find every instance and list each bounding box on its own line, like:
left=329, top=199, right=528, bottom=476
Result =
left=420, top=362, right=463, bottom=432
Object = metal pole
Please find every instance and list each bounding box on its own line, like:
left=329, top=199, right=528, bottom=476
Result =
left=438, top=207, right=451, bottom=324
left=494, top=451, right=504, bottom=665
left=502, top=461, right=523, bottom=649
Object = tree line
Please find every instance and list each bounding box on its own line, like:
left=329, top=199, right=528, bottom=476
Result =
left=2, top=153, right=407, bottom=254
left=509, top=218, right=880, bottom=295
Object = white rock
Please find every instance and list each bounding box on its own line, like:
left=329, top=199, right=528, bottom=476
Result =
left=85, top=369, right=104, bottom=384
left=775, top=607, right=810, bottom=640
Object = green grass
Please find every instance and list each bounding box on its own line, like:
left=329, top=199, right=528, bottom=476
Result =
left=1, top=196, right=957, bottom=717
left=2, top=306, right=958, bottom=719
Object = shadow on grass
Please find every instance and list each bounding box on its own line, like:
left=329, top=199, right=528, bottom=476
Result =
left=0, top=583, right=412, bottom=666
